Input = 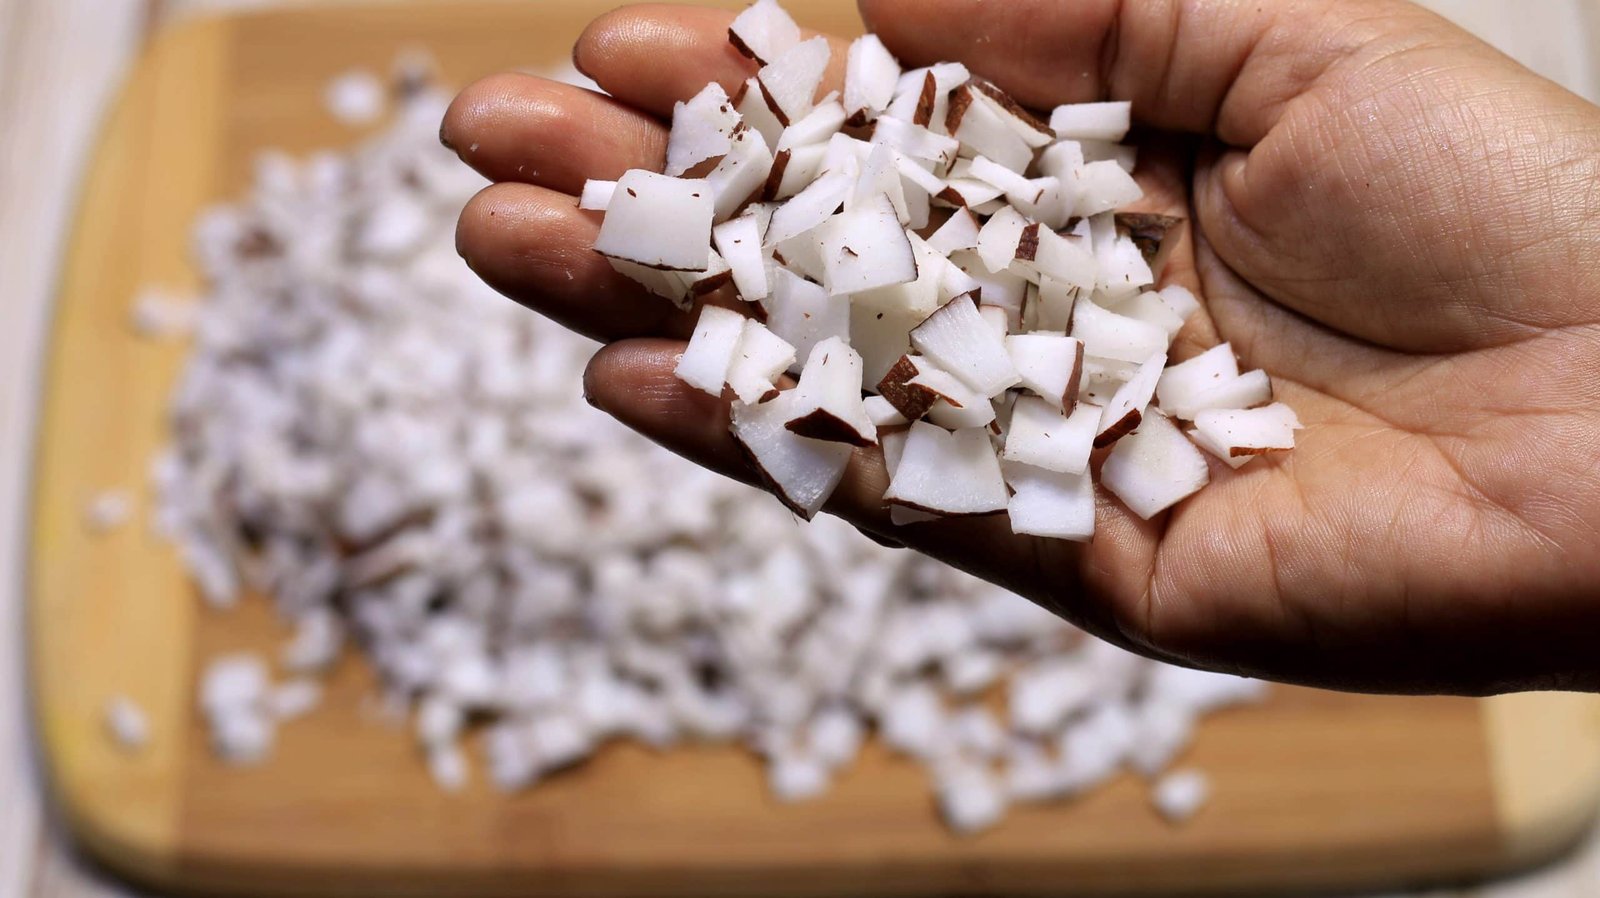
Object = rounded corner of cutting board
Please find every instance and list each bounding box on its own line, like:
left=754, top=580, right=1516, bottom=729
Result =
left=1483, top=692, right=1600, bottom=868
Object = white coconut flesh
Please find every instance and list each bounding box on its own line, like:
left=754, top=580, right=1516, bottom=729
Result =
left=578, top=1, right=1300, bottom=539
left=885, top=422, right=1008, bottom=515
left=667, top=83, right=740, bottom=177
left=727, top=318, right=797, bottom=404
left=728, top=0, right=802, bottom=67
left=730, top=391, right=854, bottom=519
left=784, top=337, right=878, bottom=446
left=1002, top=397, right=1100, bottom=475
left=843, top=34, right=900, bottom=125
left=757, top=36, right=832, bottom=126
left=675, top=305, right=748, bottom=396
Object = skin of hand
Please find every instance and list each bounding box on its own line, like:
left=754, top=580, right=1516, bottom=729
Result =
left=442, top=0, right=1600, bottom=695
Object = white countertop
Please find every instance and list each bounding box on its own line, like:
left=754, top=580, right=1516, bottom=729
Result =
left=0, top=1, right=1595, bottom=896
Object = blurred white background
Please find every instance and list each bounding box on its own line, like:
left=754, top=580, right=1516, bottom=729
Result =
left=0, top=1, right=1596, bottom=896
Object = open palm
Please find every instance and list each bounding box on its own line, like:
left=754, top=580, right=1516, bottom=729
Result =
left=445, top=0, right=1600, bottom=693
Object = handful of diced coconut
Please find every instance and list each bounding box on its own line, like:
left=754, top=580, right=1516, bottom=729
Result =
left=586, top=0, right=1299, bottom=537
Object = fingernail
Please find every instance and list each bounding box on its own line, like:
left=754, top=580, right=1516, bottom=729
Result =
left=439, top=120, right=455, bottom=151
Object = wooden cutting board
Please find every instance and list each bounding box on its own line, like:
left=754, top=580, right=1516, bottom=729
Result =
left=28, top=2, right=1600, bottom=895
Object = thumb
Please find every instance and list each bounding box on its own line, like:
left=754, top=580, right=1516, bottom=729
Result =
left=857, top=0, right=1457, bottom=147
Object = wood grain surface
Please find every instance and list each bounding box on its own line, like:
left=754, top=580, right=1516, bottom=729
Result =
left=20, top=2, right=1600, bottom=897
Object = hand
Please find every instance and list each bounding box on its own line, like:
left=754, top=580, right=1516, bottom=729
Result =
left=443, top=0, right=1600, bottom=694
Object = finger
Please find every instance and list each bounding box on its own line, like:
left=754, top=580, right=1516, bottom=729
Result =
left=858, top=0, right=1452, bottom=146
left=442, top=73, right=667, bottom=194
left=581, top=339, right=1169, bottom=648
left=574, top=4, right=850, bottom=119
left=457, top=183, right=713, bottom=343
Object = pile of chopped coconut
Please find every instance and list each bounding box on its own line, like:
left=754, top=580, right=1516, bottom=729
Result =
left=147, top=50, right=1263, bottom=835
left=586, top=0, right=1299, bottom=531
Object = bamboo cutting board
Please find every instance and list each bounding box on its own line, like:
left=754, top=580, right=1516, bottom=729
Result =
left=29, top=2, right=1600, bottom=895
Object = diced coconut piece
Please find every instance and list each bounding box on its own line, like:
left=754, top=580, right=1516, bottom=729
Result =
left=1083, top=139, right=1138, bottom=171
left=1158, top=284, right=1200, bottom=320
left=1168, top=369, right=1273, bottom=420
left=1010, top=176, right=1074, bottom=230
left=900, top=62, right=970, bottom=132
left=977, top=305, right=1009, bottom=340
left=820, top=132, right=871, bottom=179
left=894, top=153, right=946, bottom=195
left=1096, top=352, right=1166, bottom=448
left=684, top=249, right=734, bottom=297
left=713, top=212, right=769, bottom=301
left=1152, top=769, right=1210, bottom=824
left=730, top=391, right=854, bottom=520
left=877, top=355, right=973, bottom=421
left=774, top=230, right=826, bottom=281
left=864, top=395, right=908, bottom=427
left=579, top=179, right=616, bottom=212
left=104, top=696, right=150, bottom=751
left=1116, top=212, right=1186, bottom=274
left=819, top=194, right=918, bottom=296
left=936, top=177, right=1004, bottom=209
left=1100, top=412, right=1210, bottom=519
left=871, top=116, right=960, bottom=169
left=1155, top=343, right=1240, bottom=412
left=666, top=82, right=740, bottom=176
left=728, top=0, right=801, bottom=66
left=609, top=257, right=692, bottom=307
left=1003, top=396, right=1100, bottom=475
left=850, top=233, right=937, bottom=321
left=766, top=168, right=852, bottom=247
left=936, top=760, right=1008, bottom=834
left=844, top=34, right=900, bottom=125
left=776, top=97, right=846, bottom=152
left=1071, top=296, right=1169, bottom=363
left=975, top=205, right=1029, bottom=274
left=910, top=296, right=1021, bottom=397
left=594, top=170, right=715, bottom=272
left=879, top=429, right=940, bottom=526
left=785, top=337, right=877, bottom=446
left=927, top=207, right=980, bottom=256
left=757, top=37, right=830, bottom=126
left=1004, top=462, right=1096, bottom=542
left=1038, top=139, right=1085, bottom=182
left=765, top=143, right=828, bottom=201
left=763, top=266, right=850, bottom=367
left=968, top=80, right=1056, bottom=148
left=1114, top=290, right=1187, bottom=338
left=947, top=251, right=1026, bottom=309
left=1191, top=403, right=1298, bottom=462
left=1033, top=277, right=1079, bottom=332
left=1094, top=235, right=1155, bottom=300
left=1019, top=225, right=1097, bottom=290
left=1006, top=333, right=1085, bottom=409
left=1049, top=101, right=1131, bottom=142
left=707, top=125, right=775, bottom=222
left=936, top=256, right=983, bottom=303
left=1076, top=160, right=1144, bottom=217
left=884, top=422, right=1008, bottom=515
left=727, top=319, right=797, bottom=404
left=674, top=306, right=748, bottom=396
left=850, top=143, right=909, bottom=222
left=966, top=155, right=1033, bottom=197
left=737, top=76, right=785, bottom=147
left=946, top=85, right=1033, bottom=173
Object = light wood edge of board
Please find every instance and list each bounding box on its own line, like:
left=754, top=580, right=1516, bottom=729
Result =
left=29, top=11, right=233, bottom=887
left=1484, top=692, right=1600, bottom=868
